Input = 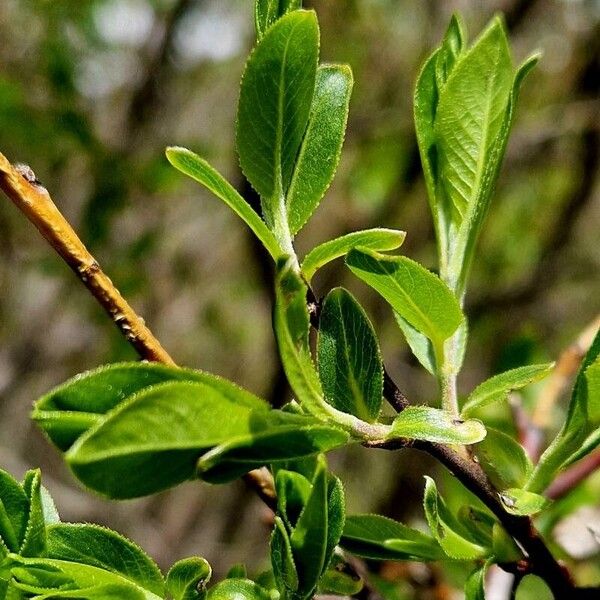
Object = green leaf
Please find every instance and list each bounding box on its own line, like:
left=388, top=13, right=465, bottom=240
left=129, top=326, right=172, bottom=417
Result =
left=394, top=313, right=437, bottom=375
left=196, top=416, right=348, bottom=483
left=461, top=363, right=553, bottom=417
left=286, top=64, right=353, bottom=234
left=274, top=258, right=327, bottom=417
left=0, top=469, right=29, bottom=553
left=236, top=10, right=318, bottom=226
left=456, top=505, right=494, bottom=548
left=317, top=288, right=383, bottom=422
left=346, top=248, right=464, bottom=361
left=423, top=477, right=488, bottom=560
left=255, top=0, right=302, bottom=40
left=324, top=476, right=345, bottom=573
left=340, top=514, right=444, bottom=562
left=65, top=381, right=269, bottom=498
left=225, top=565, right=246, bottom=580
left=165, top=147, right=282, bottom=260
left=499, top=488, right=548, bottom=516
left=19, top=471, right=46, bottom=558
left=275, top=471, right=312, bottom=530
left=270, top=516, right=299, bottom=593
left=166, top=557, right=212, bottom=600
left=475, top=428, right=532, bottom=490
left=207, top=579, right=272, bottom=600
left=435, top=14, right=466, bottom=90
left=527, top=329, right=600, bottom=493
left=33, top=362, right=267, bottom=452
left=301, top=229, right=405, bottom=283
left=464, top=560, right=490, bottom=600
left=289, top=457, right=328, bottom=597
left=492, top=523, right=522, bottom=562
left=388, top=406, right=486, bottom=445
left=318, top=559, right=363, bottom=596
left=46, top=524, right=165, bottom=597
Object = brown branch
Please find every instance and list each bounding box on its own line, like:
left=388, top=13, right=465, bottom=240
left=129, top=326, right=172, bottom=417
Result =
left=0, top=152, right=175, bottom=365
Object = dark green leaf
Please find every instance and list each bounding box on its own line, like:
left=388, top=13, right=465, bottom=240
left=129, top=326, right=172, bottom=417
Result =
left=317, top=288, right=383, bottom=422
left=475, top=428, right=532, bottom=490
left=324, top=475, right=345, bottom=573
left=46, top=524, right=165, bottom=597
left=346, top=248, right=464, bottom=360
left=65, top=381, right=269, bottom=498
left=236, top=11, right=318, bottom=226
left=388, top=406, right=485, bottom=445
left=0, top=469, right=29, bottom=553
left=166, top=557, right=212, bottom=600
left=165, top=147, right=282, bottom=260
left=301, top=229, right=405, bottom=283
left=462, top=363, right=553, bottom=416
left=286, top=64, right=353, bottom=234
left=275, top=470, right=312, bottom=530
left=423, top=477, right=488, bottom=560
left=340, top=514, right=444, bottom=562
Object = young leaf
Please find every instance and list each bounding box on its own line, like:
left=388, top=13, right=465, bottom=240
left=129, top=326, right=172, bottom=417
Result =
left=236, top=10, right=318, bottom=226
left=270, top=516, right=299, bottom=593
left=317, top=288, right=383, bottom=422
left=394, top=313, right=437, bottom=375
left=274, top=258, right=327, bottom=417
left=0, top=469, right=29, bottom=553
left=33, top=362, right=267, bottom=452
left=435, top=14, right=466, bottom=90
left=388, top=406, right=486, bottom=445
left=166, top=557, right=212, bottom=600
left=499, top=488, right=548, bottom=516
left=461, top=362, right=553, bottom=416
left=301, top=228, right=406, bottom=283
left=165, top=147, right=282, bottom=260
left=65, top=381, right=269, bottom=498
left=255, top=0, right=302, bottom=40
left=492, top=523, right=522, bottom=563
left=46, top=524, right=165, bottom=598
left=207, top=579, right=272, bottom=600
left=464, top=560, right=490, bottom=600
left=197, top=419, right=348, bottom=484
left=423, top=477, right=488, bottom=560
left=475, top=428, right=533, bottom=490
left=286, top=64, right=353, bottom=234
left=324, top=475, right=345, bottom=572
left=19, top=470, right=46, bottom=558
left=275, top=470, right=312, bottom=530
left=346, top=248, right=464, bottom=361
left=289, top=457, right=328, bottom=597
left=340, top=514, right=444, bottom=562
left=318, top=557, right=363, bottom=596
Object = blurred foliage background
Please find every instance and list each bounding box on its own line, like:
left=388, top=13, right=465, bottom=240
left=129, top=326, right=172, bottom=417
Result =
left=0, top=0, right=598, bottom=597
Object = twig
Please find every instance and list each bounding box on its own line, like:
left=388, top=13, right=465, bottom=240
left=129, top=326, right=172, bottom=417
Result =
left=546, top=447, right=600, bottom=500
left=0, top=151, right=174, bottom=365
left=532, top=315, right=600, bottom=429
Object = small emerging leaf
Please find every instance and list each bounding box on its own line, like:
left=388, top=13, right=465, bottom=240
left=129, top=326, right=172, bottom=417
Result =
left=255, top=0, right=302, bottom=39
left=207, top=579, right=272, bottom=600
left=165, top=147, right=282, bottom=260
left=388, top=406, right=486, bottom=445
left=166, top=556, right=212, bottom=600
left=499, top=488, right=548, bottom=516
left=301, top=228, right=406, bottom=283
left=462, top=362, right=553, bottom=416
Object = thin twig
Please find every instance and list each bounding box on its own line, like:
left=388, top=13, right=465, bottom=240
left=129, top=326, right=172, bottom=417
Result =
left=546, top=447, right=600, bottom=500
left=0, top=151, right=175, bottom=365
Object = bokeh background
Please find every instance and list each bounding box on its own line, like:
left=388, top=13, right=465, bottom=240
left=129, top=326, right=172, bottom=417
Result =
left=0, top=0, right=598, bottom=598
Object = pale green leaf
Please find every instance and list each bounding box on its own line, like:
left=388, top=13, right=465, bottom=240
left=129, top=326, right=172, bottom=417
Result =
left=499, top=488, right=548, bottom=516
left=423, top=477, right=488, bottom=560
left=166, top=557, right=212, bottom=600
left=301, top=229, right=405, bottom=283
left=388, top=406, right=486, bottom=445
left=207, top=579, right=272, bottom=600
left=236, top=10, right=318, bottom=224
left=340, top=514, right=444, bottom=562
left=462, top=363, right=553, bottom=417
left=346, top=248, right=464, bottom=358
left=255, top=0, right=302, bottom=40
left=464, top=560, right=490, bottom=600
left=65, top=381, right=270, bottom=498
left=286, top=64, right=353, bottom=234
left=317, top=288, right=383, bottom=422
left=394, top=313, right=436, bottom=375
left=475, top=428, right=532, bottom=490
left=165, top=147, right=282, bottom=260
